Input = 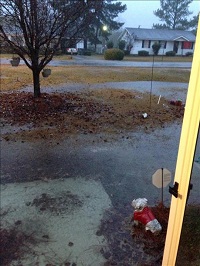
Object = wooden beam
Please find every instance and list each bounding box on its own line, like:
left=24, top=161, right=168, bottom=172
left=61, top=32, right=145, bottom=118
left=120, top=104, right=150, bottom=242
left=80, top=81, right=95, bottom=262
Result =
left=162, top=15, right=200, bottom=266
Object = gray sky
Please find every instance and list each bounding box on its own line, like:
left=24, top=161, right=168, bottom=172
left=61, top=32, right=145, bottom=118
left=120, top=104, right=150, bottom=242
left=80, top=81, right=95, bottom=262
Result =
left=118, top=0, right=200, bottom=28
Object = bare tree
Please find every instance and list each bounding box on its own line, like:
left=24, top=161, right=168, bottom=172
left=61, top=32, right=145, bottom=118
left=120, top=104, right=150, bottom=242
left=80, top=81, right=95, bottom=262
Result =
left=153, top=0, right=194, bottom=30
left=0, top=0, right=102, bottom=97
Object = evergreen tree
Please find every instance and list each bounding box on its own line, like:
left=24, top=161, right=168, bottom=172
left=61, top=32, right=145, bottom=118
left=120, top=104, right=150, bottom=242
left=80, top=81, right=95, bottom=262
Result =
left=107, top=40, right=114, bottom=48
left=152, top=42, right=161, bottom=55
left=153, top=0, right=195, bottom=30
left=118, top=40, right=126, bottom=50
left=83, top=0, right=126, bottom=50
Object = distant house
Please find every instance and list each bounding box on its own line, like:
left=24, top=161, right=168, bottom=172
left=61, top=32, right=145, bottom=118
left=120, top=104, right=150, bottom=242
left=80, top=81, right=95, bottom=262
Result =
left=119, top=28, right=196, bottom=55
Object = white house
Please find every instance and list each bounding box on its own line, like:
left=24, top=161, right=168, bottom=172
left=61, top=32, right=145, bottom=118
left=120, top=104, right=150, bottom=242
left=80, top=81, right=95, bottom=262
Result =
left=120, top=28, right=196, bottom=55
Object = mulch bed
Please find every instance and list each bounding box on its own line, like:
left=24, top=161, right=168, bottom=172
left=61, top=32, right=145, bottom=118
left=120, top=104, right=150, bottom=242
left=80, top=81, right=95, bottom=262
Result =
left=99, top=203, right=169, bottom=266
left=0, top=90, right=184, bottom=141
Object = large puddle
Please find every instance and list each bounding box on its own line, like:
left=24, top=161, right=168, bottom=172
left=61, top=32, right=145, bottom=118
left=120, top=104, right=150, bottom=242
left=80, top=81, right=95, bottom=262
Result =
left=18, top=81, right=188, bottom=98
left=2, top=123, right=199, bottom=206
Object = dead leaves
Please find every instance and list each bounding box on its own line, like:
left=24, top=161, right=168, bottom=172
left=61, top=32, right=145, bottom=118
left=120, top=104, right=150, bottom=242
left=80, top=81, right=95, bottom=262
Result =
left=0, top=228, right=35, bottom=265
left=0, top=89, right=184, bottom=140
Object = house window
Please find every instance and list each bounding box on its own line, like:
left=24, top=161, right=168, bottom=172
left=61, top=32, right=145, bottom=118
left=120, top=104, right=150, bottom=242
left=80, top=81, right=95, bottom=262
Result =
left=142, top=40, right=151, bottom=48
left=182, top=42, right=193, bottom=49
left=159, top=41, right=167, bottom=49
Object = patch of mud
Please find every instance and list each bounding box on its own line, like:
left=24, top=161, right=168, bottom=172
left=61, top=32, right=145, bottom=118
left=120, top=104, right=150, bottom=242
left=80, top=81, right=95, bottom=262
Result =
left=30, top=192, right=83, bottom=214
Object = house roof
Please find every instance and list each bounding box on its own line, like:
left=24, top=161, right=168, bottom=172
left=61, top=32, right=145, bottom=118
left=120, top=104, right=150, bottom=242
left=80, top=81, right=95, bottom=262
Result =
left=125, top=28, right=196, bottom=42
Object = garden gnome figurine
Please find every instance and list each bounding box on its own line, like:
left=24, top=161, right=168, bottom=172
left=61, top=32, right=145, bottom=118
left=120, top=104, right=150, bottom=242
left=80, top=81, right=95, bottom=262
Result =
left=131, top=198, right=162, bottom=233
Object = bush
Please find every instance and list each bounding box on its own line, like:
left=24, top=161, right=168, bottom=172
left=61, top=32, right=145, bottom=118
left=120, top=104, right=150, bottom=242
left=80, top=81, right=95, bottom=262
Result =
left=0, top=44, right=15, bottom=53
left=166, top=51, right=176, bottom=56
left=124, top=50, right=130, bottom=56
left=138, top=50, right=149, bottom=56
left=104, top=48, right=124, bottom=60
left=185, top=52, right=193, bottom=56
left=40, top=47, right=54, bottom=55
left=152, top=42, right=161, bottom=55
left=77, top=49, right=91, bottom=56
left=107, top=41, right=114, bottom=49
left=83, top=50, right=91, bottom=56
left=118, top=40, right=126, bottom=50
left=54, top=49, right=63, bottom=55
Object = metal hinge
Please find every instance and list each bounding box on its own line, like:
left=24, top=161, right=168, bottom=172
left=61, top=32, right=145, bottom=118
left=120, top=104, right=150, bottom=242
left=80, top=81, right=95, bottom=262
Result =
left=169, top=182, right=179, bottom=198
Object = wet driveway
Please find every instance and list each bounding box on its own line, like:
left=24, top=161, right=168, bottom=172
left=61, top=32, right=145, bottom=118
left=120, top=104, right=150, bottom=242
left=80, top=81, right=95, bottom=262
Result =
left=49, top=57, right=192, bottom=68
left=1, top=123, right=199, bottom=207
left=1, top=56, right=192, bottom=68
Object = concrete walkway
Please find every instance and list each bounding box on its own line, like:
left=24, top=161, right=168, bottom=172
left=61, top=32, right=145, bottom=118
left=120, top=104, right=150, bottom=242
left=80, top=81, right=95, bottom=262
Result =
left=1, top=178, right=111, bottom=265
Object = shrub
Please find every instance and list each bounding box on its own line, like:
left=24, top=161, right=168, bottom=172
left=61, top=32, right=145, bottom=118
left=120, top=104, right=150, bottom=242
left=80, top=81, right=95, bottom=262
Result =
left=0, top=45, right=14, bottom=53
left=138, top=50, right=149, bottom=56
left=185, top=52, right=193, bottom=56
left=83, top=50, right=91, bottom=56
left=54, top=49, right=63, bottom=55
left=77, top=49, right=91, bottom=55
left=124, top=50, right=130, bottom=56
left=118, top=40, right=126, bottom=50
left=166, top=51, right=176, bottom=56
left=104, top=48, right=124, bottom=60
left=107, top=41, right=114, bottom=49
left=152, top=42, right=161, bottom=55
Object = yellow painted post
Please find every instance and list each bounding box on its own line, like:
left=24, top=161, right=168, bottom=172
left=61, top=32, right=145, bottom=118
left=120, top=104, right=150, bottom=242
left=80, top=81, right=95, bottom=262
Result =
left=162, top=15, right=200, bottom=266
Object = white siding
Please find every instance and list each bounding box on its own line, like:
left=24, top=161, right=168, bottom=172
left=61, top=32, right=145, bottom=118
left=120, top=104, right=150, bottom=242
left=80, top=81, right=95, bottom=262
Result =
left=130, top=40, right=194, bottom=55
left=130, top=40, right=142, bottom=54
left=166, top=41, right=174, bottom=52
left=76, top=40, right=84, bottom=49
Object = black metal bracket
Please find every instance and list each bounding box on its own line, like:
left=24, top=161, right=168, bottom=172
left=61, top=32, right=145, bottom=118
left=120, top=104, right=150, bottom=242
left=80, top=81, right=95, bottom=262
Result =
left=169, top=182, right=179, bottom=198
left=186, top=183, right=193, bottom=203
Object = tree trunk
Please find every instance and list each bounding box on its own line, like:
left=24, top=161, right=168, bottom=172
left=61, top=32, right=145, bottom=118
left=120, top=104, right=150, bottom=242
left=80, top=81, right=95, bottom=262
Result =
left=94, top=26, right=99, bottom=52
left=84, top=38, right=87, bottom=50
left=32, top=69, right=41, bottom=97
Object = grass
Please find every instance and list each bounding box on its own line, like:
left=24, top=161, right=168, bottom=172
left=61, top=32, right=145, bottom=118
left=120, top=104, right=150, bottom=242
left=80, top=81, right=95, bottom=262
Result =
left=0, top=53, right=74, bottom=61
left=124, top=55, right=193, bottom=62
left=1, top=64, right=190, bottom=92
left=90, top=54, right=193, bottom=62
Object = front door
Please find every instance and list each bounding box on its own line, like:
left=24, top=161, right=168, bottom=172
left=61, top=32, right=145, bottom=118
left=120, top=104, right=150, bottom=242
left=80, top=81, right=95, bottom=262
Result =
left=173, top=41, right=179, bottom=53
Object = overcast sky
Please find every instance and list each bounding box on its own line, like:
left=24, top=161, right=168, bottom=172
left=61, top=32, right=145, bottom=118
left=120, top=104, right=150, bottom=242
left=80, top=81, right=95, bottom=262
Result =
left=118, top=0, right=200, bottom=29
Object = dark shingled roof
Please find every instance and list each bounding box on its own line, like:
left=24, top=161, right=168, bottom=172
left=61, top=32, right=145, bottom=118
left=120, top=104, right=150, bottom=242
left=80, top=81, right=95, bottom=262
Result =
left=125, top=28, right=196, bottom=42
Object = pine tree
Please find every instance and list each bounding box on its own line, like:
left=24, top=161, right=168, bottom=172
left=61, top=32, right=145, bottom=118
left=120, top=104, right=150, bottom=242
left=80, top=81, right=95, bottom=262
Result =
left=83, top=0, right=126, bottom=51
